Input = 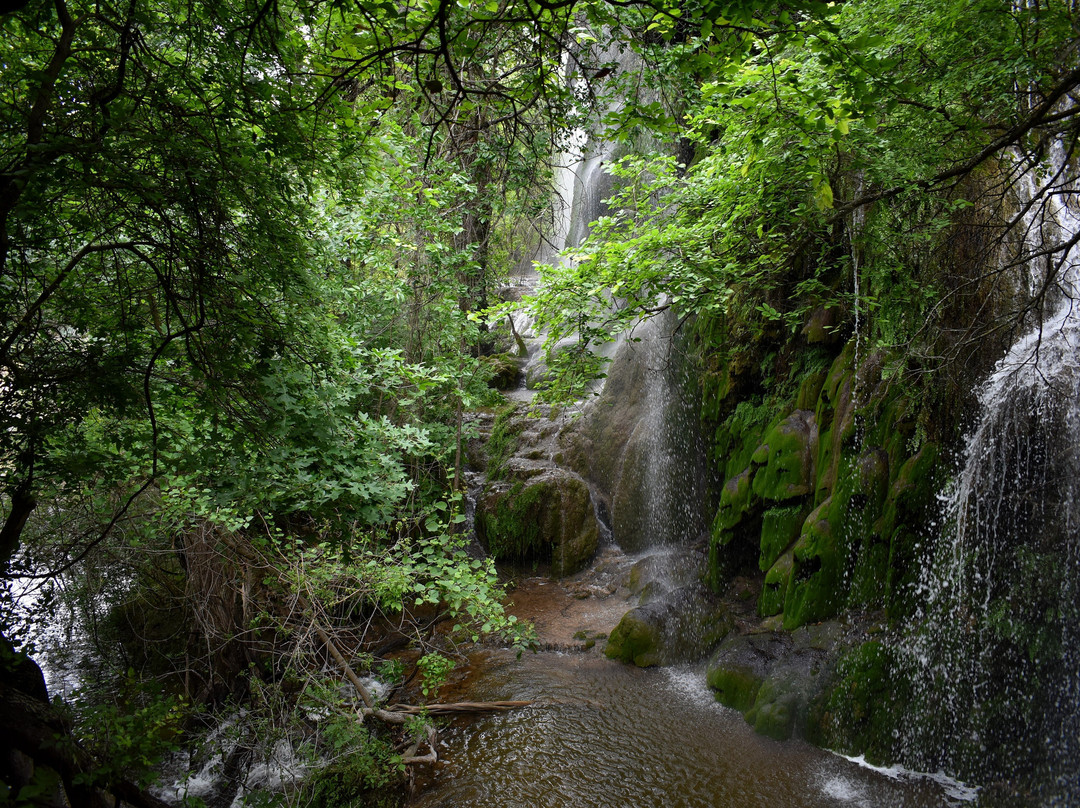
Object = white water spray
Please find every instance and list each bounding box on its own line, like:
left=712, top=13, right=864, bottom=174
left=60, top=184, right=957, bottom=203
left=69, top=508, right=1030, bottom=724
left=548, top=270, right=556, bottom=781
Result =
left=901, top=140, right=1080, bottom=800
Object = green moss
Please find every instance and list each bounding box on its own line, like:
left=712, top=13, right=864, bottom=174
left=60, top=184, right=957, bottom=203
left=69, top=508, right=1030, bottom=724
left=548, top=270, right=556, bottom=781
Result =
left=475, top=474, right=598, bottom=575
left=706, top=664, right=762, bottom=713
left=715, top=467, right=755, bottom=532
left=605, top=610, right=662, bottom=667
left=847, top=540, right=890, bottom=609
left=883, top=443, right=941, bottom=531
left=759, top=505, right=809, bottom=571
left=713, top=399, right=780, bottom=482
left=782, top=499, right=846, bottom=629
left=549, top=477, right=600, bottom=577
left=796, top=371, right=828, bottom=411
left=751, top=413, right=816, bottom=502
left=759, top=550, right=794, bottom=617
left=486, top=405, right=525, bottom=480
left=809, top=641, right=908, bottom=763
left=822, top=342, right=855, bottom=408
left=745, top=677, right=800, bottom=741
left=881, top=443, right=941, bottom=617
left=475, top=480, right=547, bottom=560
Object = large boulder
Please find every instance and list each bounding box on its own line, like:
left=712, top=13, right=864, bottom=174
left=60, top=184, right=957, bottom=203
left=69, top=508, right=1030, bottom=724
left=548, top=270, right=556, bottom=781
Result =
left=475, top=469, right=599, bottom=576
left=605, top=582, right=732, bottom=666
left=707, top=621, right=846, bottom=741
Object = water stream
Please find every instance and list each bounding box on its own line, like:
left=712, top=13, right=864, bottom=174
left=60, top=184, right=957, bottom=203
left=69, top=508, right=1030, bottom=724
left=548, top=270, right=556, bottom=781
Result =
left=407, top=572, right=968, bottom=808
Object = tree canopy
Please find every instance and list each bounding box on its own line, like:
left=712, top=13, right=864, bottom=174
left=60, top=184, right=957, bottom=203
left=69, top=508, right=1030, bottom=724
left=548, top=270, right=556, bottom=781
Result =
left=1, top=0, right=1078, bottom=801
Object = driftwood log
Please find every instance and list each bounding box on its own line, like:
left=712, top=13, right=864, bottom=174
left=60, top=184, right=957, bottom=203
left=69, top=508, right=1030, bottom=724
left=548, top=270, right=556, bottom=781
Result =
left=316, top=627, right=532, bottom=764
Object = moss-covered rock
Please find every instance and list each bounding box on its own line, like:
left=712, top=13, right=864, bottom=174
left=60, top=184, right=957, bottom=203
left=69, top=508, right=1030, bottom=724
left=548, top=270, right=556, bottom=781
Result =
left=881, top=444, right=943, bottom=618
left=484, top=405, right=527, bottom=480
left=751, top=410, right=818, bottom=501
left=715, top=467, right=755, bottom=532
left=744, top=622, right=847, bottom=741
left=758, top=504, right=810, bottom=572
left=745, top=674, right=803, bottom=740
left=606, top=584, right=733, bottom=666
left=847, top=538, right=891, bottom=610
left=801, top=305, right=843, bottom=345
left=759, top=550, right=794, bottom=617
left=706, top=632, right=785, bottom=712
left=475, top=470, right=599, bottom=576
left=808, top=640, right=908, bottom=764
left=844, top=448, right=893, bottom=609
left=481, top=352, right=521, bottom=390
left=796, top=370, right=829, bottom=411
left=604, top=608, right=665, bottom=667
left=707, top=664, right=763, bottom=713
left=783, top=499, right=845, bottom=629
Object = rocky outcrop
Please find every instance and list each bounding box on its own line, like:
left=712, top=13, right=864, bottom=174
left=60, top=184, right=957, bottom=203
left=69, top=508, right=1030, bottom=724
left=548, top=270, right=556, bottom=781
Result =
left=0, top=636, right=172, bottom=808
left=560, top=315, right=712, bottom=551
left=472, top=404, right=601, bottom=576
left=705, top=618, right=882, bottom=743
left=604, top=549, right=732, bottom=666
left=707, top=341, right=945, bottom=630
left=476, top=470, right=599, bottom=576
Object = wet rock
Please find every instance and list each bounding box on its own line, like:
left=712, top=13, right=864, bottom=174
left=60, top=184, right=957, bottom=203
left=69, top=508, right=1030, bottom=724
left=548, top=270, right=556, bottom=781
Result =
left=559, top=316, right=710, bottom=552
left=706, top=632, right=789, bottom=713
left=782, top=499, right=843, bottom=629
left=609, top=429, right=652, bottom=551
left=525, top=356, right=550, bottom=390
left=801, top=305, right=842, bottom=345
left=707, top=620, right=848, bottom=741
left=605, top=583, right=732, bottom=667
left=627, top=548, right=704, bottom=602
left=759, top=550, right=794, bottom=617
left=751, top=409, right=818, bottom=502
left=481, top=352, right=521, bottom=390
left=475, top=470, right=599, bottom=576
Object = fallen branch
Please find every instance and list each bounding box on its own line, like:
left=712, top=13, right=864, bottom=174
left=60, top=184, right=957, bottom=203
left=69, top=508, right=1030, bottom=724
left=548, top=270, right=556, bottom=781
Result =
left=317, top=623, right=533, bottom=772
left=401, top=723, right=439, bottom=765
left=315, top=626, right=376, bottom=709
left=386, top=700, right=533, bottom=715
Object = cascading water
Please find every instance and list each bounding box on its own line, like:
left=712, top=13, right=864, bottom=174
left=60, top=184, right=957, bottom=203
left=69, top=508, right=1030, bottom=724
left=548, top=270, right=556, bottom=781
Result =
left=900, top=142, right=1080, bottom=802
left=628, top=309, right=709, bottom=549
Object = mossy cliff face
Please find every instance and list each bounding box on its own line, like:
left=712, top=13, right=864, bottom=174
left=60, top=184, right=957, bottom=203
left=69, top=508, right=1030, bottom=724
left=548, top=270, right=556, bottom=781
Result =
left=695, top=326, right=953, bottom=761
left=706, top=340, right=944, bottom=630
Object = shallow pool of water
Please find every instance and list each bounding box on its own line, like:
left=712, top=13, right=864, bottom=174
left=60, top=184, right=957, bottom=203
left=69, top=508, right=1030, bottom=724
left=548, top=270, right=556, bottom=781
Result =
left=409, top=649, right=962, bottom=808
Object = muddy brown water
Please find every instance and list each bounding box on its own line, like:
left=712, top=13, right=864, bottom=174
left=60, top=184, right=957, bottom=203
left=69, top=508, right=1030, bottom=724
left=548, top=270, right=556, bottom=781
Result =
left=407, top=568, right=966, bottom=808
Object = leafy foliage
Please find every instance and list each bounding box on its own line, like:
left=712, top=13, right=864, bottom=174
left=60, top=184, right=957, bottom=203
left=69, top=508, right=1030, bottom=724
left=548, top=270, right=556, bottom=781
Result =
left=4, top=0, right=1078, bottom=797
left=529, top=0, right=1080, bottom=397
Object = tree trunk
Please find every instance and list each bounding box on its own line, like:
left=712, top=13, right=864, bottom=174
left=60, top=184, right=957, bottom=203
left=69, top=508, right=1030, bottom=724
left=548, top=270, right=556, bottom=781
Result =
left=0, top=488, right=36, bottom=573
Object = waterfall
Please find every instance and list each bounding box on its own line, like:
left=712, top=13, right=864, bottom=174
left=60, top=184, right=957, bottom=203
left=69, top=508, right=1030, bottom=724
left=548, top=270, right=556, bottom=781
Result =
left=900, top=142, right=1080, bottom=800
left=632, top=310, right=709, bottom=549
